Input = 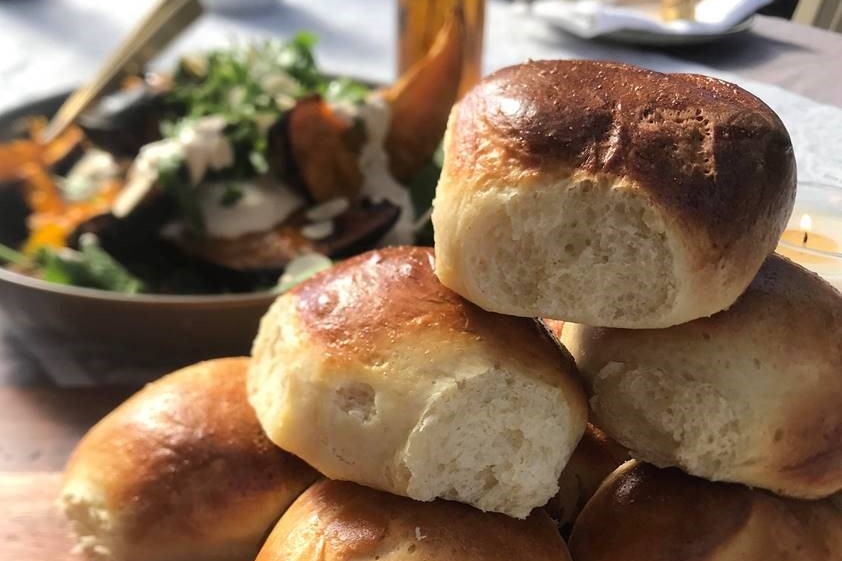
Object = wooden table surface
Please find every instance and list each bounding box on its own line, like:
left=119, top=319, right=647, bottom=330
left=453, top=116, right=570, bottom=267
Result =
left=0, top=387, right=137, bottom=560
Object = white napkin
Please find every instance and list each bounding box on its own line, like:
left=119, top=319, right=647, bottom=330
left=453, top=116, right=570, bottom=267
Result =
left=532, top=0, right=773, bottom=38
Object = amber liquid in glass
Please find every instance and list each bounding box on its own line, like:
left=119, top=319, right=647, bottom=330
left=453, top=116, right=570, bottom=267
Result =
left=397, top=0, right=485, bottom=97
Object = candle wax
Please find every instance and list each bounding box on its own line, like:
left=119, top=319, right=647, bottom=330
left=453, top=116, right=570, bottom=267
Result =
left=776, top=210, right=842, bottom=291
left=778, top=230, right=839, bottom=265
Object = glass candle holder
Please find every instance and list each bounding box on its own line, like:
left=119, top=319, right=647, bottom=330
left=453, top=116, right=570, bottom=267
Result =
left=776, top=181, right=842, bottom=291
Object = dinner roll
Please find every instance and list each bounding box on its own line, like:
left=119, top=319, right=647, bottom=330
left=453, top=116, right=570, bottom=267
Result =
left=249, top=246, right=588, bottom=518
left=544, top=424, right=628, bottom=532
left=570, top=461, right=842, bottom=561
left=433, top=60, right=796, bottom=328
left=255, top=479, right=573, bottom=561
left=562, top=254, right=842, bottom=499
left=61, top=358, right=319, bottom=561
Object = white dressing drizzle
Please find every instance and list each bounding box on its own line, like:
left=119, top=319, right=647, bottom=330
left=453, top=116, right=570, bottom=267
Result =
left=198, top=179, right=303, bottom=239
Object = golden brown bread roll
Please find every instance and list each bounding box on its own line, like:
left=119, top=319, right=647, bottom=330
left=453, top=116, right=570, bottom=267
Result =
left=570, top=461, right=842, bottom=561
left=255, top=479, right=573, bottom=561
left=432, top=59, right=796, bottom=328
left=248, top=246, right=588, bottom=518
left=562, top=255, right=842, bottom=499
left=544, top=424, right=628, bottom=531
left=60, top=358, right=319, bottom=561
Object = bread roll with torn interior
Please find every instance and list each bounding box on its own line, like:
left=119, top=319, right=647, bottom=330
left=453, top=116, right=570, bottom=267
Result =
left=249, top=246, right=587, bottom=518
left=562, top=255, right=842, bottom=499
left=433, top=59, right=796, bottom=328
left=570, top=460, right=842, bottom=561
left=256, top=479, right=573, bottom=561
left=61, top=358, right=319, bottom=561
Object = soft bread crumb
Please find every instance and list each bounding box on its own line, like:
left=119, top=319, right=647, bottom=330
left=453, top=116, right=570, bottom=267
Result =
left=591, top=362, right=742, bottom=478
left=335, top=382, right=377, bottom=423
left=61, top=491, right=116, bottom=560
left=455, top=177, right=677, bottom=326
left=402, top=367, right=577, bottom=519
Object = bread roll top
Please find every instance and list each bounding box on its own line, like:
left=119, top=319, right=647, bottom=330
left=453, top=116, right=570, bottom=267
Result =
left=444, top=59, right=795, bottom=253
left=570, top=461, right=842, bottom=561
left=433, top=60, right=796, bottom=328
left=289, top=246, right=570, bottom=373
left=256, top=479, right=573, bottom=561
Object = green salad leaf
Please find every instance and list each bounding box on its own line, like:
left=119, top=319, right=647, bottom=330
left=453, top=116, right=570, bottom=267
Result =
left=35, top=247, right=89, bottom=285
left=323, top=76, right=371, bottom=105
left=157, top=153, right=206, bottom=236
left=219, top=182, right=245, bottom=207
left=0, top=242, right=30, bottom=268
left=29, top=235, right=146, bottom=294
left=76, top=234, right=146, bottom=293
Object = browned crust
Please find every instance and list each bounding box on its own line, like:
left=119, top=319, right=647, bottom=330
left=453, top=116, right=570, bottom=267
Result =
left=63, top=358, right=319, bottom=546
left=570, top=462, right=755, bottom=561
left=545, top=424, right=629, bottom=530
left=570, top=461, right=842, bottom=561
left=256, top=479, right=571, bottom=561
left=290, top=246, right=572, bottom=370
left=445, top=60, right=796, bottom=255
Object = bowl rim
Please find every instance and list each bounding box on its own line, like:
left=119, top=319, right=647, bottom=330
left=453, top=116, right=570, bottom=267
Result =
left=0, top=265, right=280, bottom=305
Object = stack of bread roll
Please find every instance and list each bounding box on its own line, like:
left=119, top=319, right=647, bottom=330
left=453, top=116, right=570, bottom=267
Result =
left=60, top=60, right=841, bottom=561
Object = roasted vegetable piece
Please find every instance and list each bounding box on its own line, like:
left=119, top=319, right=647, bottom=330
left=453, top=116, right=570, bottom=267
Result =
left=67, top=191, right=175, bottom=251
left=379, top=8, right=465, bottom=182
left=78, top=85, right=165, bottom=157
left=178, top=199, right=400, bottom=272
left=282, top=97, right=365, bottom=203
left=22, top=163, right=123, bottom=255
left=0, top=123, right=84, bottom=182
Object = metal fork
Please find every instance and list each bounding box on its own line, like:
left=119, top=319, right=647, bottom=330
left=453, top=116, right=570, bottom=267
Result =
left=41, top=0, right=203, bottom=143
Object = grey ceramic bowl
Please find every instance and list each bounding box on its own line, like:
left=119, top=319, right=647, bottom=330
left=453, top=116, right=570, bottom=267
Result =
left=0, top=93, right=277, bottom=381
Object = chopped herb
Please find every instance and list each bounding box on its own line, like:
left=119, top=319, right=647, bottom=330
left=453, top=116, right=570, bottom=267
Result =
left=153, top=35, right=375, bottom=241
left=323, top=77, right=371, bottom=105
left=30, top=235, right=145, bottom=294
left=157, top=155, right=206, bottom=236
left=219, top=183, right=245, bottom=207
left=77, top=234, right=146, bottom=293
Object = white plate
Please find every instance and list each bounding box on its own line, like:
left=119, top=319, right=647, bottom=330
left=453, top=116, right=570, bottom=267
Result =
left=597, top=15, right=756, bottom=46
